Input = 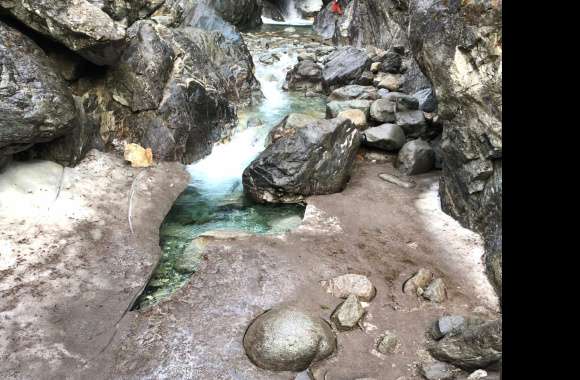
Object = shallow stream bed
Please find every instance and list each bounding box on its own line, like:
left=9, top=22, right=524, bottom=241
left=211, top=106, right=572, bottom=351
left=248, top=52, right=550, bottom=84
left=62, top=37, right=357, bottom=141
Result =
left=135, top=24, right=329, bottom=309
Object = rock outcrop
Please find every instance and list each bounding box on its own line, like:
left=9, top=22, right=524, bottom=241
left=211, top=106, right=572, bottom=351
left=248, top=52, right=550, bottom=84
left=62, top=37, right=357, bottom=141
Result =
left=243, top=118, right=361, bottom=203
left=0, top=21, right=77, bottom=161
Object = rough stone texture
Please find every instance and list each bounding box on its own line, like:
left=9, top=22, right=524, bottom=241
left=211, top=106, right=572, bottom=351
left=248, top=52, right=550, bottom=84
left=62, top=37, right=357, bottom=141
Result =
left=0, top=21, right=78, bottom=160
left=428, top=319, right=502, bottom=371
left=403, top=268, right=433, bottom=295
left=326, top=99, right=371, bottom=118
left=330, top=294, right=364, bottom=331
left=322, top=46, right=371, bottom=89
left=242, top=118, right=361, bottom=203
left=369, top=98, right=396, bottom=123
left=422, top=278, right=447, bottom=303
left=338, top=109, right=366, bottom=129
left=377, top=331, right=398, bottom=354
left=284, top=60, right=324, bottom=93
left=0, top=150, right=189, bottom=379
left=396, top=139, right=435, bottom=176
left=328, top=84, right=377, bottom=101
left=395, top=110, right=428, bottom=138
left=208, top=0, right=262, bottom=30
left=414, top=87, right=438, bottom=113
left=321, top=273, right=376, bottom=302
left=363, top=124, right=406, bottom=152
left=243, top=306, right=337, bottom=371
left=431, top=316, right=467, bottom=340
left=420, top=361, right=457, bottom=380
left=0, top=0, right=127, bottom=65
left=267, top=113, right=317, bottom=146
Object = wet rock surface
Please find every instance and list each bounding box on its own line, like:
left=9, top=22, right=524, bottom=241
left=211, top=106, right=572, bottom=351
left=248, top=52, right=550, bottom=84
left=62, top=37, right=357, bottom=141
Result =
left=243, top=306, right=337, bottom=371
left=243, top=118, right=361, bottom=203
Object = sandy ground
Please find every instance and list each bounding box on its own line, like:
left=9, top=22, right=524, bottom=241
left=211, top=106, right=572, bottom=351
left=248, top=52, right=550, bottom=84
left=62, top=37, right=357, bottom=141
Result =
left=89, top=160, right=499, bottom=380
left=0, top=150, right=189, bottom=379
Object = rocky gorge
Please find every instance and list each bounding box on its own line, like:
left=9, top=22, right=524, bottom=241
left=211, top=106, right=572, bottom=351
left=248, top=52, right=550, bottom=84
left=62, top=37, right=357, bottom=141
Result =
left=1, top=0, right=502, bottom=379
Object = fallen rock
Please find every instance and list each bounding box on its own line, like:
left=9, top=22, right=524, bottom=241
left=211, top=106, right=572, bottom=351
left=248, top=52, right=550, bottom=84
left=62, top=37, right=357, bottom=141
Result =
left=403, top=268, right=434, bottom=295
left=326, top=100, right=372, bottom=119
left=377, top=331, right=398, bottom=354
left=376, top=73, right=402, bottom=91
left=431, top=316, right=467, bottom=340
left=243, top=306, right=337, bottom=371
left=323, top=47, right=372, bottom=89
left=267, top=113, right=317, bottom=145
left=420, top=361, right=457, bottom=380
left=321, top=273, right=376, bottom=302
left=124, top=143, right=153, bottom=168
left=378, top=173, right=416, bottom=189
left=428, top=319, right=502, bottom=371
left=328, top=85, right=378, bottom=101
left=396, top=140, right=435, bottom=175
left=395, top=110, right=428, bottom=138
left=243, top=118, right=361, bottom=203
left=285, top=60, right=324, bottom=92
left=364, top=124, right=406, bottom=152
left=422, top=278, right=447, bottom=303
left=369, top=99, right=396, bottom=123
left=338, top=109, right=367, bottom=129
left=467, top=370, right=488, bottom=380
left=331, top=294, right=365, bottom=331
left=0, top=21, right=78, bottom=160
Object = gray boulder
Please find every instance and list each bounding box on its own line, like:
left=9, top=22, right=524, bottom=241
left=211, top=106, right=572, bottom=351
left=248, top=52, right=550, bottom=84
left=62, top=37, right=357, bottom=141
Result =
left=396, top=110, right=428, bottom=138
left=284, top=60, right=324, bottom=93
left=0, top=21, right=77, bottom=160
left=363, top=124, right=406, bottom=152
left=369, top=99, right=396, bottom=123
left=396, top=140, right=435, bottom=175
left=267, top=113, right=316, bottom=146
left=328, top=85, right=378, bottom=101
left=428, top=319, right=502, bottom=371
left=414, top=88, right=438, bottom=113
left=381, top=51, right=403, bottom=73
left=326, top=100, right=372, bottom=119
left=420, top=361, right=457, bottom=380
left=323, top=47, right=372, bottom=89
left=0, top=0, right=127, bottom=65
left=243, top=306, right=337, bottom=371
left=243, top=118, right=361, bottom=203
left=369, top=92, right=420, bottom=124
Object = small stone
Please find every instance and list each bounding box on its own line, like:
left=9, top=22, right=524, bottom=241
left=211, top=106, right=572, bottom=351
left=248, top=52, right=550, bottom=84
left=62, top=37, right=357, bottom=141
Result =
left=431, top=316, right=466, bottom=340
left=338, top=109, right=367, bottom=129
left=376, top=73, right=402, bottom=91
left=370, top=62, right=381, bottom=73
left=423, top=278, right=447, bottom=303
left=403, top=268, right=433, bottom=295
left=378, top=173, right=415, bottom=189
left=331, top=294, right=365, bottom=331
left=124, top=143, right=153, bottom=168
left=468, top=370, right=488, bottom=380
left=420, top=361, right=457, bottom=380
left=377, top=331, right=398, bottom=354
left=321, top=273, right=376, bottom=301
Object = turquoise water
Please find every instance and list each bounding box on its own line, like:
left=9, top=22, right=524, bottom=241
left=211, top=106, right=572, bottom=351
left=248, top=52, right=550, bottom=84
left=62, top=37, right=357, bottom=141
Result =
left=134, top=25, right=326, bottom=309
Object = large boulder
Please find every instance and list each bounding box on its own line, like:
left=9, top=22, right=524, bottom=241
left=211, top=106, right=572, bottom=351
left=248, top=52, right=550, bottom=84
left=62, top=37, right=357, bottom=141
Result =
left=363, top=124, right=406, bottom=152
left=243, top=118, right=361, bottom=203
left=428, top=319, right=502, bottom=371
left=243, top=306, right=337, bottom=372
left=0, top=21, right=77, bottom=161
left=284, top=60, right=324, bottom=93
left=322, top=46, right=371, bottom=89
left=326, top=99, right=371, bottom=118
left=0, top=0, right=127, bottom=65
left=396, top=139, right=435, bottom=175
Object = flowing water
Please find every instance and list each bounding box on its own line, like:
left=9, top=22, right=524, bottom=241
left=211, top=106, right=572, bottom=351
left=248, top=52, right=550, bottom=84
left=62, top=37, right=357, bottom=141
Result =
left=134, top=23, right=327, bottom=309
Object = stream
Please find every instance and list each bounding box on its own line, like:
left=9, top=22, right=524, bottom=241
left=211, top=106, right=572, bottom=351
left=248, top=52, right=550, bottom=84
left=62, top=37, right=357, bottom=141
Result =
left=134, top=22, right=329, bottom=309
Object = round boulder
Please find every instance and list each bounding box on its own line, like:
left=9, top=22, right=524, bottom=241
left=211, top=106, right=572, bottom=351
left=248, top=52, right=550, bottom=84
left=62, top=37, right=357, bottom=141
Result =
left=338, top=109, right=367, bottom=129
left=243, top=306, right=337, bottom=372
left=364, top=124, right=406, bottom=151
left=396, top=140, right=435, bottom=175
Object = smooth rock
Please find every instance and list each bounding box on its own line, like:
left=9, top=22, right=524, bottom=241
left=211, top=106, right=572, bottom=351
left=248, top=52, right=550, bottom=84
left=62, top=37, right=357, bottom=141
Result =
left=364, top=124, right=406, bottom=152
left=323, top=47, right=372, bottom=88
left=420, top=361, right=457, bottom=380
left=243, top=306, right=337, bottom=371
left=175, top=237, right=207, bottom=274
left=326, top=100, right=372, bottom=119
left=321, top=273, right=376, bottom=301
left=369, top=99, right=396, bottom=123
left=328, top=85, right=378, bottom=101
left=403, top=268, right=434, bottom=295
left=285, top=60, right=324, bottom=92
left=396, top=140, right=435, bottom=175
left=331, top=294, right=365, bottom=331
left=422, top=278, right=447, bottom=303
left=377, top=331, right=398, bottom=354
left=395, top=110, right=428, bottom=138
left=338, top=109, right=367, bottom=129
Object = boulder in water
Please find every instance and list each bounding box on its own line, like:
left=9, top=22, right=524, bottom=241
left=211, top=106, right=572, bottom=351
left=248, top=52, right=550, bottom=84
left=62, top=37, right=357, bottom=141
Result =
left=243, top=306, right=337, bottom=371
left=243, top=118, right=361, bottom=203
left=284, top=60, right=324, bottom=93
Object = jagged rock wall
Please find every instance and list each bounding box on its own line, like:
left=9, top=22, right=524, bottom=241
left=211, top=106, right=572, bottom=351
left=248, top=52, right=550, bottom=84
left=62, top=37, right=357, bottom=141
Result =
left=315, top=0, right=502, bottom=299
left=0, top=0, right=261, bottom=166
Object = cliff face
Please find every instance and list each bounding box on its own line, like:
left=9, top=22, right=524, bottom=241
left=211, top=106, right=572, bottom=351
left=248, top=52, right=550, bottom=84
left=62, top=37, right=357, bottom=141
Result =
left=316, top=0, right=502, bottom=299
